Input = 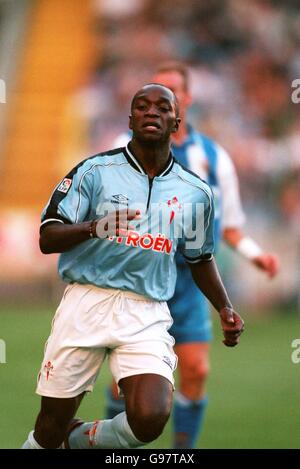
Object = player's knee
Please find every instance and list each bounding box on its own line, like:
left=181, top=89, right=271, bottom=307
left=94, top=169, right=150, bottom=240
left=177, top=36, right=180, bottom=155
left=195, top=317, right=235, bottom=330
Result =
left=183, top=360, right=210, bottom=385
left=128, top=407, right=171, bottom=442
left=34, top=412, right=69, bottom=448
left=35, top=399, right=76, bottom=441
left=194, top=361, right=210, bottom=382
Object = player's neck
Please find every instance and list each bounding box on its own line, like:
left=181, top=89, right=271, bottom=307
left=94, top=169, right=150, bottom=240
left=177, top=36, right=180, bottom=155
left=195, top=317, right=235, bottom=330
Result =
left=129, top=139, right=171, bottom=179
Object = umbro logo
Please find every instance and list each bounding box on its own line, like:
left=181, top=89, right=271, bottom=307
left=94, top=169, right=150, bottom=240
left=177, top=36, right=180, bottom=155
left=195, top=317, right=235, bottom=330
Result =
left=111, top=194, right=130, bottom=205
left=162, top=355, right=174, bottom=370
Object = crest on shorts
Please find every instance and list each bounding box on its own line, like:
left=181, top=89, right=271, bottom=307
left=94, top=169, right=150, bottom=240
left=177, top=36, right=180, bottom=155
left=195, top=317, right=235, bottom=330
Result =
left=57, top=178, right=72, bottom=193
left=44, top=360, right=54, bottom=380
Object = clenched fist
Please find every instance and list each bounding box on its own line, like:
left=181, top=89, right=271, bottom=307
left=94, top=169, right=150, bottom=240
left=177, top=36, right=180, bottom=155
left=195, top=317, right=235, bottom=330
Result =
left=219, top=307, right=244, bottom=347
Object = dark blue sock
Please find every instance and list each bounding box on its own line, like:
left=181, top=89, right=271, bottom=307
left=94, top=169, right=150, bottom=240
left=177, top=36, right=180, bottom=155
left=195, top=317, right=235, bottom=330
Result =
left=173, top=393, right=208, bottom=448
left=105, top=387, right=126, bottom=419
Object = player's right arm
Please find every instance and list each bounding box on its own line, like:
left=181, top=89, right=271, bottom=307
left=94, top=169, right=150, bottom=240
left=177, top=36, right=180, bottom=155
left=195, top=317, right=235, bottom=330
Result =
left=40, top=210, right=139, bottom=254
left=39, top=158, right=138, bottom=254
left=40, top=222, right=93, bottom=254
left=39, top=159, right=94, bottom=253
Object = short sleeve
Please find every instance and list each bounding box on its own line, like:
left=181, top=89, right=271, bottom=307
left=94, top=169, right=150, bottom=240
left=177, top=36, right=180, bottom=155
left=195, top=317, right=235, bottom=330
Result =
left=40, top=161, right=94, bottom=230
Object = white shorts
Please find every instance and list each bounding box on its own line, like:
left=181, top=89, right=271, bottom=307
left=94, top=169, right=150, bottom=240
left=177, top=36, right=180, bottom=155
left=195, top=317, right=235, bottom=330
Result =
left=36, top=283, right=177, bottom=398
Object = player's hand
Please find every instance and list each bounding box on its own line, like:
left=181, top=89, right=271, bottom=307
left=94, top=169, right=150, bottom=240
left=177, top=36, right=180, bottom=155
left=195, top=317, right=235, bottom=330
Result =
left=95, top=209, right=141, bottom=238
left=219, top=307, right=244, bottom=347
left=252, top=253, right=280, bottom=278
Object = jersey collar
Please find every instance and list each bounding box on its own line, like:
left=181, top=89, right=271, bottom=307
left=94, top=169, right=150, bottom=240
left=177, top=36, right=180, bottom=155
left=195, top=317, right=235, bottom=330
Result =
left=123, top=144, right=174, bottom=177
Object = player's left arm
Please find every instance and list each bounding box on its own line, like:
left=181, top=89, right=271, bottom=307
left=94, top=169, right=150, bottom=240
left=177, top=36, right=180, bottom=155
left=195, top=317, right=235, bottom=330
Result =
left=216, top=144, right=280, bottom=278
left=189, top=258, right=244, bottom=347
left=183, top=183, right=244, bottom=347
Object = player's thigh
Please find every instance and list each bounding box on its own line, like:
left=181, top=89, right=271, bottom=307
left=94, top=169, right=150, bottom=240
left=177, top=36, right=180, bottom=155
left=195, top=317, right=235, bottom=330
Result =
left=108, top=338, right=177, bottom=396
left=38, top=392, right=85, bottom=422
left=120, top=373, right=173, bottom=418
left=37, top=344, right=107, bottom=398
left=37, top=283, right=114, bottom=398
left=108, top=297, right=177, bottom=392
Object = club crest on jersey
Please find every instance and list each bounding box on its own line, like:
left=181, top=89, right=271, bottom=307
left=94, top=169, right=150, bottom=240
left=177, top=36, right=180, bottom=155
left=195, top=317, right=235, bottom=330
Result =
left=57, top=178, right=72, bottom=193
left=167, top=196, right=182, bottom=224
left=111, top=194, right=130, bottom=205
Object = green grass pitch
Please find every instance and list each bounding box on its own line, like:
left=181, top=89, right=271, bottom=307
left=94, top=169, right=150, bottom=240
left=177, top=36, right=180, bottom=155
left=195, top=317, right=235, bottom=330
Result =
left=0, top=306, right=299, bottom=448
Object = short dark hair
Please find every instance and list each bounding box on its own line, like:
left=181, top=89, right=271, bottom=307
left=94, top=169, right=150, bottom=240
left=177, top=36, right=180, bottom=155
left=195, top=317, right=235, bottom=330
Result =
left=155, top=61, right=190, bottom=92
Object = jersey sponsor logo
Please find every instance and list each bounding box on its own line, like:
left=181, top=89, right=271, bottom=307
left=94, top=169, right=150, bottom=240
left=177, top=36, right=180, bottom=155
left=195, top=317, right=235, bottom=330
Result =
left=111, top=194, right=130, bottom=205
left=57, top=178, right=72, bottom=193
left=44, top=360, right=54, bottom=380
left=108, top=230, right=173, bottom=254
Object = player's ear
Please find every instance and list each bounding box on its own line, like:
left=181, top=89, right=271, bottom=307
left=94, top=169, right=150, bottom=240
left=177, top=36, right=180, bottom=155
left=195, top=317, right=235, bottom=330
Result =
left=172, top=117, right=181, bottom=133
left=129, top=115, right=133, bottom=130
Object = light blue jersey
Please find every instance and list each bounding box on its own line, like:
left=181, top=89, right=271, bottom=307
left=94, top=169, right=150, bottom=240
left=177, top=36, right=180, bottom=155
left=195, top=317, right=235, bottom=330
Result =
left=112, top=129, right=244, bottom=341
left=169, top=127, right=222, bottom=342
left=172, top=126, right=221, bottom=244
left=41, top=145, right=215, bottom=302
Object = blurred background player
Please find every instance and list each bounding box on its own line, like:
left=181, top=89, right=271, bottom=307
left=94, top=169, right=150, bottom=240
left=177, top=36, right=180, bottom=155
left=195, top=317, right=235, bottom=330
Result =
left=105, top=62, right=280, bottom=449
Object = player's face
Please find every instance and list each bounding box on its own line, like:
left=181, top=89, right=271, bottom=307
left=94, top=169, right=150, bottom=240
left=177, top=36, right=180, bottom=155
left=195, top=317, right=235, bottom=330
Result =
left=129, top=85, right=180, bottom=143
left=152, top=71, right=192, bottom=118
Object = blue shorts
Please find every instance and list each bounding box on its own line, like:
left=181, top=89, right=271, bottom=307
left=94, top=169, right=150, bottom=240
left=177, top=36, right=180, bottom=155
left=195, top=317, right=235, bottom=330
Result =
left=167, top=262, right=212, bottom=344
